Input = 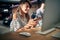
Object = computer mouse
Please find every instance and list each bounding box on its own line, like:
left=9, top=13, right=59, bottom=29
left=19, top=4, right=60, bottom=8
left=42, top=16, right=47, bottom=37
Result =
left=19, top=32, right=31, bottom=37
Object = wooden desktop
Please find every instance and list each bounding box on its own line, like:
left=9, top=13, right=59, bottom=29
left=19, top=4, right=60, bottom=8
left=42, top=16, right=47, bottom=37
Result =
left=0, top=28, right=60, bottom=40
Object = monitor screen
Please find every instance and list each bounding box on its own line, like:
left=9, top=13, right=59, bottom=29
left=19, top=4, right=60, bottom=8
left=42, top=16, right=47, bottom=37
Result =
left=41, top=0, right=60, bottom=31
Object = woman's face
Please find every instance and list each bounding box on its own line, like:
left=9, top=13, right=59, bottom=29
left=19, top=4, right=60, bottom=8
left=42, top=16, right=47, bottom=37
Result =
left=20, top=2, right=30, bottom=14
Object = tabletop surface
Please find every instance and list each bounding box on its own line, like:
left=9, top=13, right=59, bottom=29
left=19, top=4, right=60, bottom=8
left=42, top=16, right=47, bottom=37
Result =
left=0, top=28, right=60, bottom=40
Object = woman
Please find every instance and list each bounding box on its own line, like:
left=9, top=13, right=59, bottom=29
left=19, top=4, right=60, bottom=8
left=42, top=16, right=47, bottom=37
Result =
left=10, top=0, right=38, bottom=32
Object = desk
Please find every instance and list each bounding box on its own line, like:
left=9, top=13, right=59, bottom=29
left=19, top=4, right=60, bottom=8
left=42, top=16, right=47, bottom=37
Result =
left=0, top=28, right=60, bottom=40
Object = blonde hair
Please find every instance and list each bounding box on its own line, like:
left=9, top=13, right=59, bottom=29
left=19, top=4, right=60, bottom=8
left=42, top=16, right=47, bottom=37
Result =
left=12, top=7, right=18, bottom=20
left=12, top=6, right=30, bottom=21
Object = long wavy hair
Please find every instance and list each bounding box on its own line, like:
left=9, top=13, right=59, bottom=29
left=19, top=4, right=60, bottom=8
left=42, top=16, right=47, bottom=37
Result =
left=12, top=6, right=30, bottom=22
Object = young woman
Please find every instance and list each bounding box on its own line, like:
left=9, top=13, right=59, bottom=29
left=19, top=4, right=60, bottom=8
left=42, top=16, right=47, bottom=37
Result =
left=10, top=0, right=38, bottom=32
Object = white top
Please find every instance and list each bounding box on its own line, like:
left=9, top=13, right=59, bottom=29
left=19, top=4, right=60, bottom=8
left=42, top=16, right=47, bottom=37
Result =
left=10, top=12, right=28, bottom=32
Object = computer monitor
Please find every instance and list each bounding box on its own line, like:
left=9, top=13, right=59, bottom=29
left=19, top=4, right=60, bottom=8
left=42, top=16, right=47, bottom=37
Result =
left=36, top=0, right=60, bottom=34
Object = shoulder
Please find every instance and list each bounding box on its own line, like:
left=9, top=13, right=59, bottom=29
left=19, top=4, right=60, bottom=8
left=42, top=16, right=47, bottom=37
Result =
left=11, top=19, right=18, bottom=23
left=10, top=18, right=20, bottom=26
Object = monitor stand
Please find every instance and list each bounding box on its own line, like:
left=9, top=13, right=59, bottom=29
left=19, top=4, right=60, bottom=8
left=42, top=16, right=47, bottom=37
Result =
left=52, top=32, right=60, bottom=38
left=55, top=23, right=60, bottom=29
left=36, top=28, right=56, bottom=35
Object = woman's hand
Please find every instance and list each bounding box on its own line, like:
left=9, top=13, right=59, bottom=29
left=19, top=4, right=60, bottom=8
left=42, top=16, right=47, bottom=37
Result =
left=28, top=19, right=37, bottom=26
left=24, top=19, right=38, bottom=29
left=16, top=19, right=38, bottom=32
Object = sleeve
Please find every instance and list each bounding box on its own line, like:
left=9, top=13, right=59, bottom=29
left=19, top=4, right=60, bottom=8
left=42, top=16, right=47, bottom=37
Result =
left=10, top=19, right=21, bottom=32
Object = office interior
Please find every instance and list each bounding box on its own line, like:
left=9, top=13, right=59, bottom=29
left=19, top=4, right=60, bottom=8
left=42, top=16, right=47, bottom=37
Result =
left=0, top=0, right=60, bottom=40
